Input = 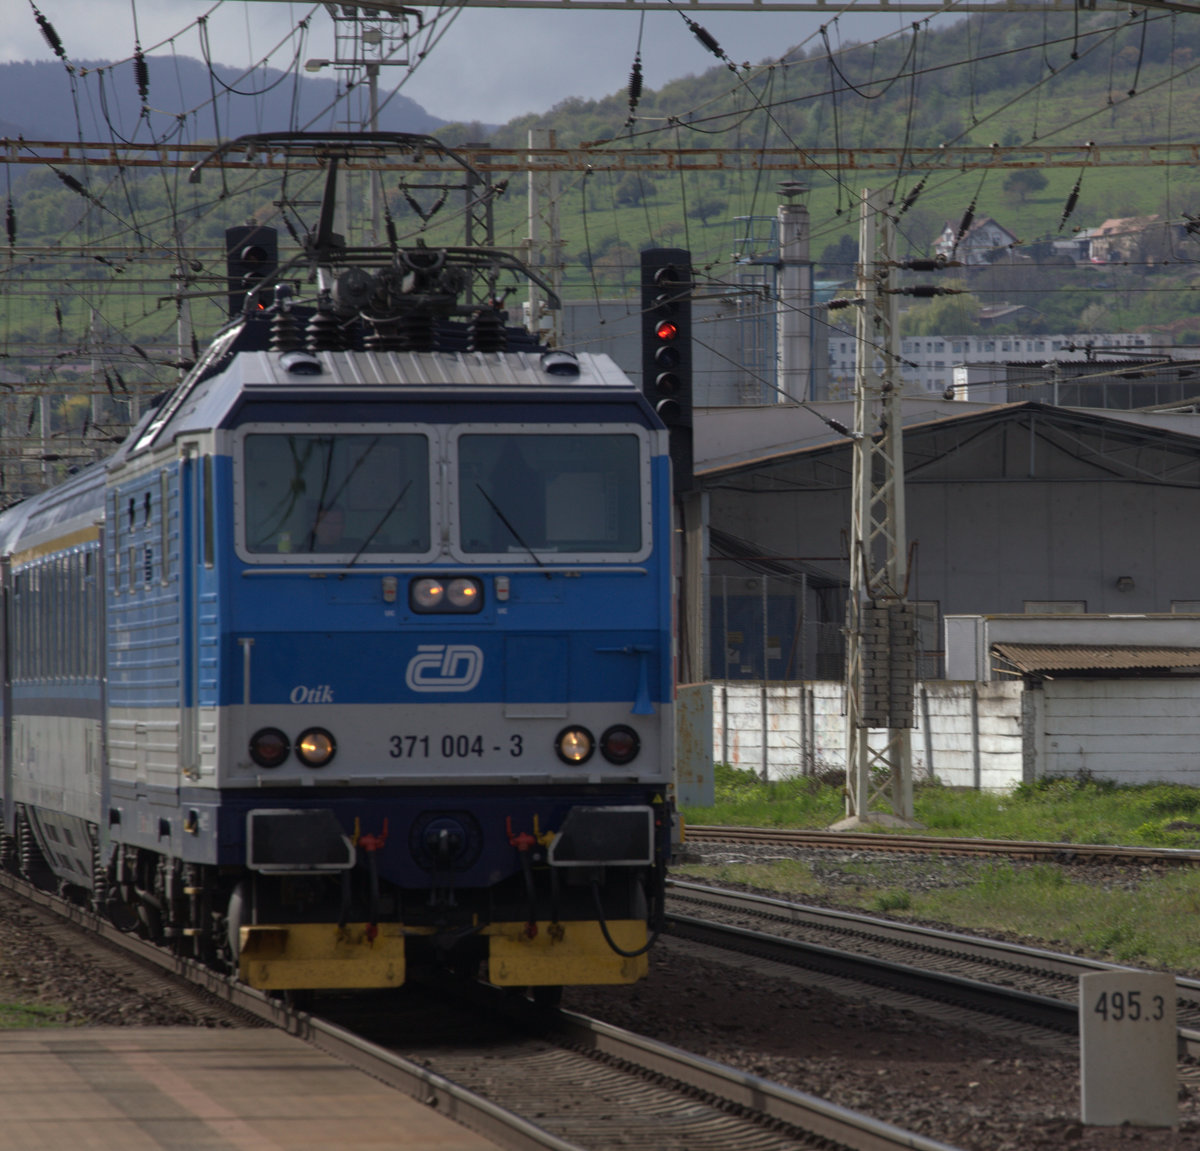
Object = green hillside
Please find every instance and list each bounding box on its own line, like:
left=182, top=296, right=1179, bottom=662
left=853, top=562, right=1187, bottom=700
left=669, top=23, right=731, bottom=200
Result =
left=7, top=6, right=1200, bottom=386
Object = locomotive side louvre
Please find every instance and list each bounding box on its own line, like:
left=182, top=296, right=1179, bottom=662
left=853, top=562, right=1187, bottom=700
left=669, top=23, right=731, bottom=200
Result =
left=0, top=342, right=677, bottom=993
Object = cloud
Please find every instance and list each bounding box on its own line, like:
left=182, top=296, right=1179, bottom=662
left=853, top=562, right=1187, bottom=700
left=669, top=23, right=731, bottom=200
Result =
left=0, top=0, right=921, bottom=124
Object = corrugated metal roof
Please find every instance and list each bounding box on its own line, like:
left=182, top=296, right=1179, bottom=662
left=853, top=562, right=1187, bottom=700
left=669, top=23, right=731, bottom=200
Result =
left=992, top=643, right=1200, bottom=673
left=694, top=400, right=1200, bottom=482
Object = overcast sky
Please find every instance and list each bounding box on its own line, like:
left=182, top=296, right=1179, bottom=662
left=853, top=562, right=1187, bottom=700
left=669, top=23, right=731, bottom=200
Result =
left=0, top=1, right=925, bottom=124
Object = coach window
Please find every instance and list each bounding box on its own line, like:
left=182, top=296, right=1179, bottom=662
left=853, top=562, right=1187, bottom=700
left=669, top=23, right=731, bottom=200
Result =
left=456, top=431, right=644, bottom=558
left=242, top=433, right=431, bottom=557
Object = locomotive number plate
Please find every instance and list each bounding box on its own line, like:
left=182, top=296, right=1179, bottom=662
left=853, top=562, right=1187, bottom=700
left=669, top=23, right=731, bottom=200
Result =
left=389, top=733, right=525, bottom=759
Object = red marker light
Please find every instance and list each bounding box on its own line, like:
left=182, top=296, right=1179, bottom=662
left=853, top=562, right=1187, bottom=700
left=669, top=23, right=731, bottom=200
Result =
left=655, top=319, right=678, bottom=341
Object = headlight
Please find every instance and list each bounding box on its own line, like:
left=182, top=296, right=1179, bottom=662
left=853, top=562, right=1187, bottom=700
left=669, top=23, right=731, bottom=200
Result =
left=600, top=724, right=640, bottom=765
left=555, top=725, right=594, bottom=765
left=249, top=727, right=290, bottom=768
left=447, top=578, right=482, bottom=609
left=295, top=727, right=337, bottom=767
left=411, top=578, right=445, bottom=609
left=410, top=576, right=483, bottom=613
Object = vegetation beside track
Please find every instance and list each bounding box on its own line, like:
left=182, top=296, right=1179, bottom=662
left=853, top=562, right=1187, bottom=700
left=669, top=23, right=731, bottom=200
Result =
left=682, top=764, right=1200, bottom=849
left=676, top=766, right=1200, bottom=972
left=0, top=1001, right=69, bottom=1028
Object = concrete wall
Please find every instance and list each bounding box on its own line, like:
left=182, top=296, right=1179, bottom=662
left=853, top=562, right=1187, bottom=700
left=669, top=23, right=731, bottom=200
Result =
left=706, top=677, right=1200, bottom=794
left=1030, top=680, right=1200, bottom=785
left=709, top=680, right=1024, bottom=790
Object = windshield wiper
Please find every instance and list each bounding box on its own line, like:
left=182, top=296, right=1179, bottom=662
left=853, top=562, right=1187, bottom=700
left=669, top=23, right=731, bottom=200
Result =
left=344, top=480, right=413, bottom=570
left=475, top=483, right=548, bottom=572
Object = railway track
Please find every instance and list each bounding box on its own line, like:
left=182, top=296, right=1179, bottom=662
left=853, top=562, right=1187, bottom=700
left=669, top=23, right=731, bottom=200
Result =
left=667, top=879, right=1200, bottom=1055
left=684, top=825, right=1200, bottom=865
left=0, top=871, right=962, bottom=1151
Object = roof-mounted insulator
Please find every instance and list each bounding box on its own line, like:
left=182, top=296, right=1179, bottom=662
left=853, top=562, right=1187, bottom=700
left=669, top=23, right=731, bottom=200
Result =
left=468, top=307, right=508, bottom=354
left=306, top=290, right=347, bottom=353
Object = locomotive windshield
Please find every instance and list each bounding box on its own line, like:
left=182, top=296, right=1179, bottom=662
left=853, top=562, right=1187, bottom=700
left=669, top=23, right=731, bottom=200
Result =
left=457, top=433, right=642, bottom=556
left=243, top=433, right=430, bottom=555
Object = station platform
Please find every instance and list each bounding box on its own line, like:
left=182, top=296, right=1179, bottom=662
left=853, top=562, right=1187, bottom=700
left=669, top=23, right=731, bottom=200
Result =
left=0, top=1027, right=503, bottom=1151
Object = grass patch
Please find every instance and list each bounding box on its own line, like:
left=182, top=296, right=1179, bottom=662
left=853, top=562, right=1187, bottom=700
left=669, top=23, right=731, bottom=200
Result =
left=676, top=858, right=827, bottom=899
left=681, top=766, right=1200, bottom=851
left=674, top=858, right=1200, bottom=971
left=0, top=1001, right=69, bottom=1029
left=677, top=768, right=1200, bottom=969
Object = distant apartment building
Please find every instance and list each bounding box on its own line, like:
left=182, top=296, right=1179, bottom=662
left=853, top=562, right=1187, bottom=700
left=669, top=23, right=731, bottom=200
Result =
left=824, top=330, right=1195, bottom=399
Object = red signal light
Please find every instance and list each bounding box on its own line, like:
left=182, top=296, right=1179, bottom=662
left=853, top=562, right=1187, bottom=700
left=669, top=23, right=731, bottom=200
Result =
left=655, top=320, right=678, bottom=341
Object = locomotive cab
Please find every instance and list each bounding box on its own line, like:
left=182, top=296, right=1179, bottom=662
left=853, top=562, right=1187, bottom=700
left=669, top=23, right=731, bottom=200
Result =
left=0, top=132, right=677, bottom=995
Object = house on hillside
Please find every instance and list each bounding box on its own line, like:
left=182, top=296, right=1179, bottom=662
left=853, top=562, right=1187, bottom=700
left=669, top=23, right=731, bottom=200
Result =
left=1088, top=215, right=1176, bottom=264
left=1051, top=229, right=1094, bottom=264
left=933, top=217, right=1018, bottom=265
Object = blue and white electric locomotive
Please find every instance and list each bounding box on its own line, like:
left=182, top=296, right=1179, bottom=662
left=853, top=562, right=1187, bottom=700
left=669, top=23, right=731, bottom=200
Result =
left=0, top=133, right=675, bottom=994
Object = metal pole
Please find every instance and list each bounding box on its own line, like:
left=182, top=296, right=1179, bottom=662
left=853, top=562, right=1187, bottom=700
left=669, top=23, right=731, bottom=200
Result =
left=368, top=62, right=382, bottom=244
left=722, top=573, right=729, bottom=764
left=761, top=574, right=769, bottom=782
left=842, top=187, right=915, bottom=824
left=526, top=128, right=560, bottom=344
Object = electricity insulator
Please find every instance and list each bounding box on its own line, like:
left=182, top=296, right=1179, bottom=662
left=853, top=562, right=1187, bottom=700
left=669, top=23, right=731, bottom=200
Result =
left=628, top=54, right=643, bottom=108
left=134, top=48, right=150, bottom=101
left=686, top=18, right=722, bottom=59
left=36, top=9, right=65, bottom=59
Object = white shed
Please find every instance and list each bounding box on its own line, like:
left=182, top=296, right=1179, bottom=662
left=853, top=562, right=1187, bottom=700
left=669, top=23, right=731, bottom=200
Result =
left=947, top=614, right=1200, bottom=785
